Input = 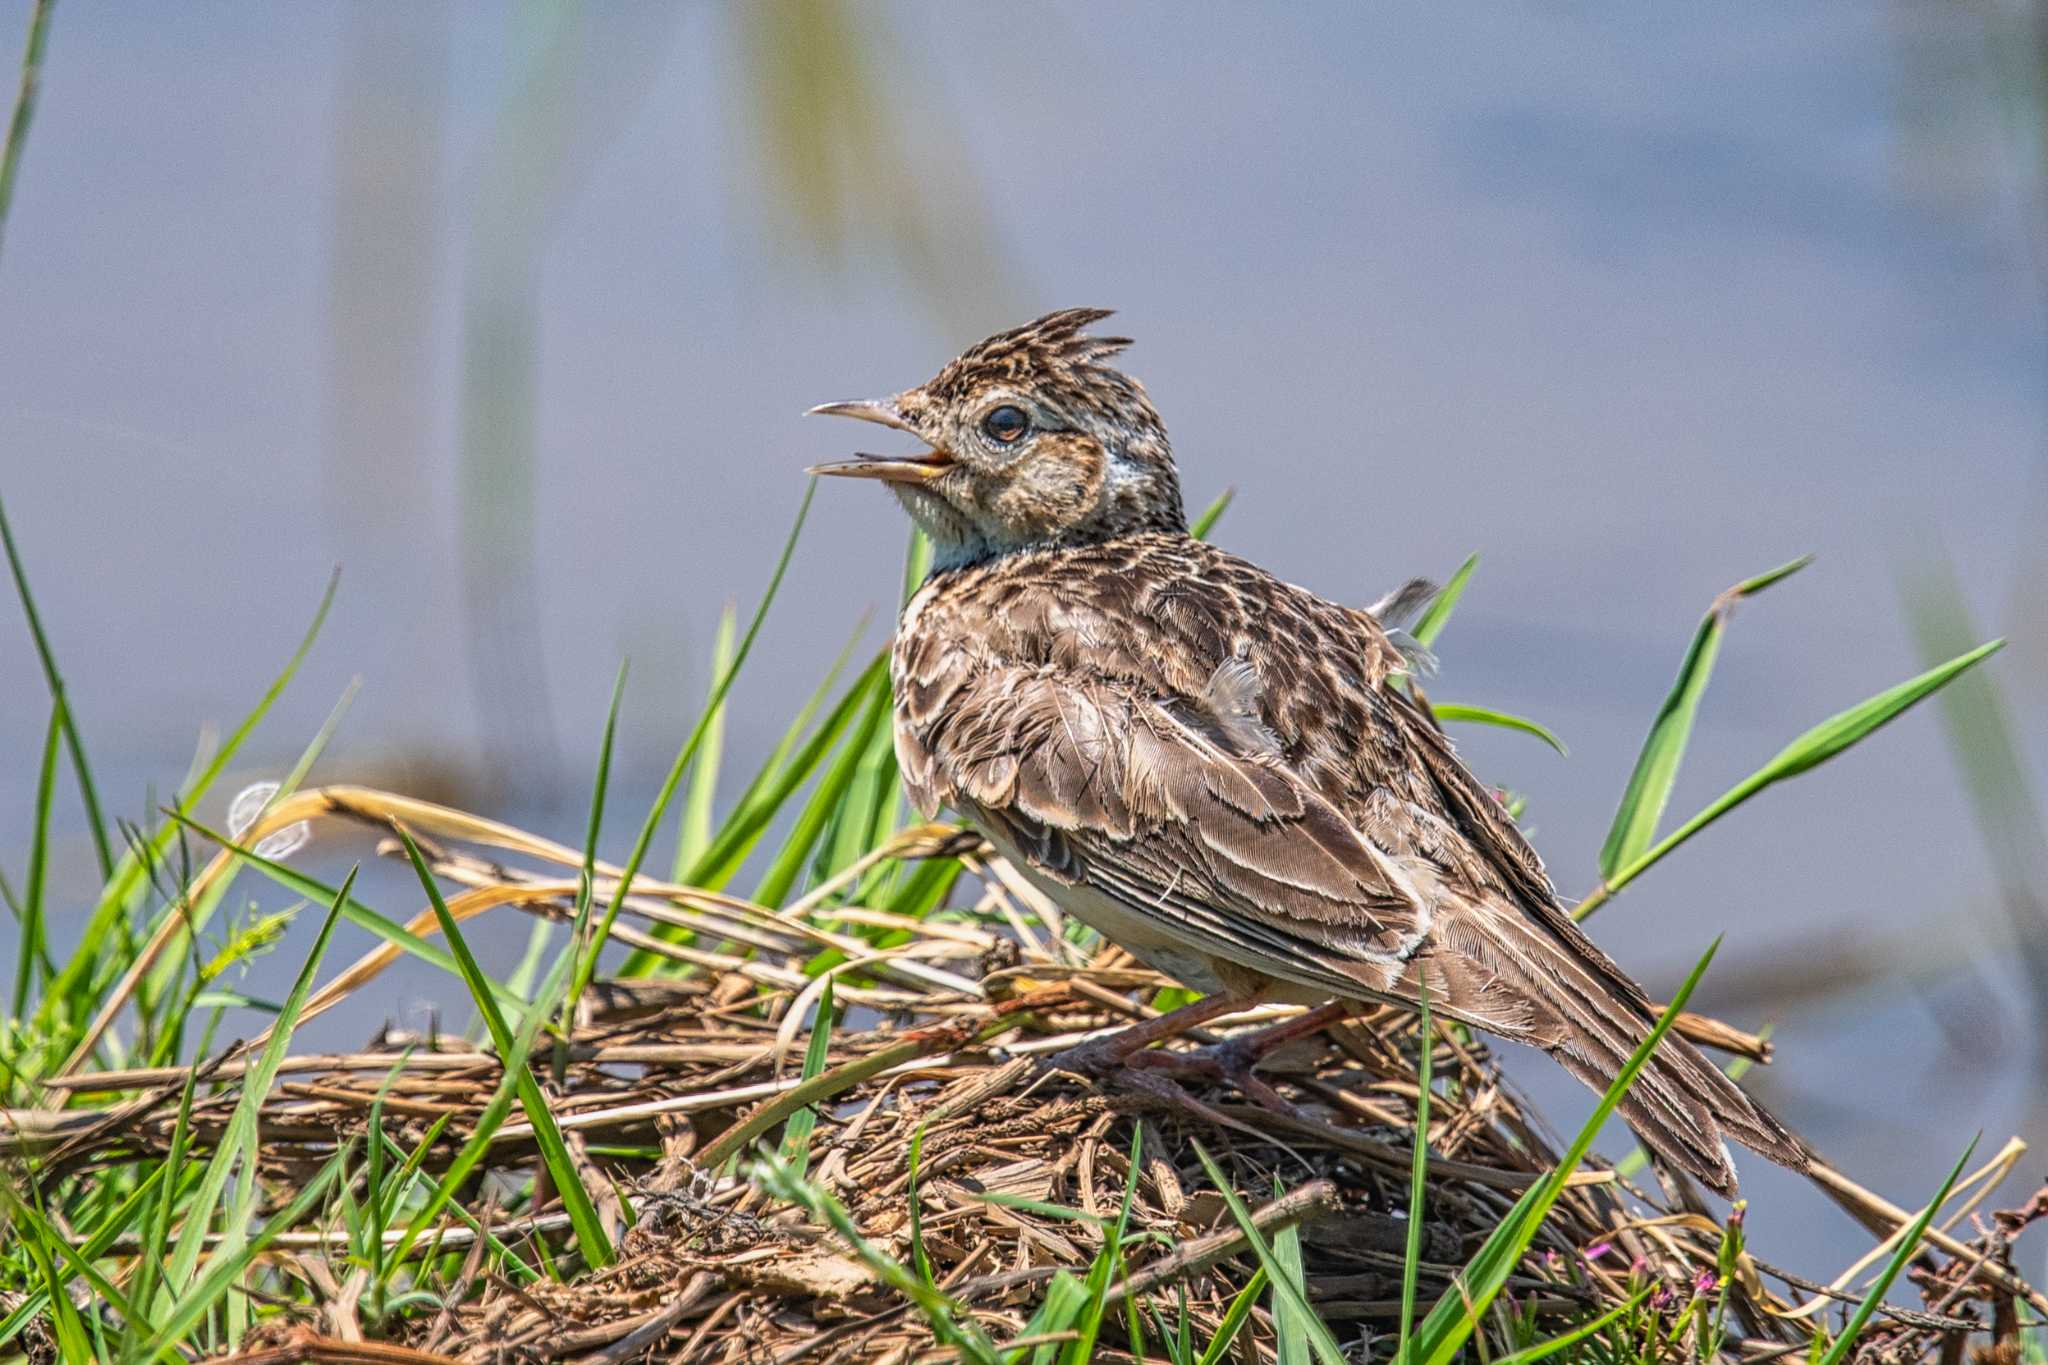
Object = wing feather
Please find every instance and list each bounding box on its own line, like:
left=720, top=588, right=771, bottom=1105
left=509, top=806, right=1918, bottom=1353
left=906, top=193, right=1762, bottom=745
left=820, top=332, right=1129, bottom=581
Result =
left=918, top=661, right=1431, bottom=995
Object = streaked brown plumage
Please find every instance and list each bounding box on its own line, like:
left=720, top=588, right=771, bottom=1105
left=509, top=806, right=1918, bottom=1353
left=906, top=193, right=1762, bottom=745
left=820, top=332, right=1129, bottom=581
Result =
left=809, top=307, right=1809, bottom=1195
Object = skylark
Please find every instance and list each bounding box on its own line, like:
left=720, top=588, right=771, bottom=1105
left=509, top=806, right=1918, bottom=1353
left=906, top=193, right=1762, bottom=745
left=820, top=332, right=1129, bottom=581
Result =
left=809, top=308, right=1809, bottom=1195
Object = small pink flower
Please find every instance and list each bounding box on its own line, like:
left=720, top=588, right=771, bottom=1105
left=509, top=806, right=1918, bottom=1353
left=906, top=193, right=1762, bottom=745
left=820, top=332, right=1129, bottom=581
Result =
left=1583, top=1241, right=1612, bottom=1261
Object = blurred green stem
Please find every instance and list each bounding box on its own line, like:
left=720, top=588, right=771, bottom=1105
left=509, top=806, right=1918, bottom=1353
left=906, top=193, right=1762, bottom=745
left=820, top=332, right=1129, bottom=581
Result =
left=0, top=0, right=52, bottom=263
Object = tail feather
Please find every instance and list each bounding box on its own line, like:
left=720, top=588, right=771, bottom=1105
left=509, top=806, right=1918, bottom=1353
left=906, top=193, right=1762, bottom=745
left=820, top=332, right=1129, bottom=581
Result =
left=1431, top=911, right=1812, bottom=1196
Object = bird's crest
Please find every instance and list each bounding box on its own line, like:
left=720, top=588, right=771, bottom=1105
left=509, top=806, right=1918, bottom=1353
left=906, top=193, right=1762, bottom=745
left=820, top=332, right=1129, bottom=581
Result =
left=925, top=307, right=1137, bottom=406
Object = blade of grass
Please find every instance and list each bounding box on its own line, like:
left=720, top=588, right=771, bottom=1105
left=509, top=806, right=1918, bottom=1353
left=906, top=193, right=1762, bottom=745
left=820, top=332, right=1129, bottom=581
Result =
left=1598, top=557, right=1810, bottom=879
left=128, top=1063, right=203, bottom=1343
left=697, top=1009, right=1025, bottom=1169
left=1193, top=1268, right=1270, bottom=1365
left=0, top=1182, right=141, bottom=1329
left=587, top=482, right=813, bottom=986
left=1489, top=1286, right=1653, bottom=1365
left=381, top=922, right=582, bottom=1280
left=1270, top=1180, right=1313, bottom=1365
left=753, top=670, right=891, bottom=905
left=909, top=1122, right=935, bottom=1287
left=45, top=570, right=341, bottom=1052
left=160, top=869, right=351, bottom=1319
left=902, top=525, right=933, bottom=597
left=559, top=660, right=627, bottom=1030
left=13, top=698, right=61, bottom=1017
left=1815, top=1136, right=1979, bottom=1365
left=135, top=1141, right=352, bottom=1362
left=1576, top=640, right=2004, bottom=920
left=0, top=0, right=54, bottom=259
left=1412, top=553, right=1478, bottom=650
left=1433, top=703, right=1568, bottom=757
left=137, top=669, right=355, bottom=1026
left=0, top=490, right=114, bottom=878
left=779, top=976, right=836, bottom=1179
left=165, top=812, right=527, bottom=1015
left=0, top=1159, right=169, bottom=1347
left=1190, top=1143, right=1348, bottom=1365
left=1900, top=558, right=2048, bottom=1001
left=674, top=604, right=737, bottom=878
left=1190, top=488, right=1234, bottom=540
left=1398, top=982, right=1433, bottom=1353
left=1016, top=1272, right=1088, bottom=1365
left=752, top=1149, right=1000, bottom=1364
left=1401, top=939, right=1718, bottom=1365
left=16, top=1219, right=91, bottom=1364
left=1060, top=1126, right=1144, bottom=1365
left=659, top=644, right=883, bottom=905
left=398, top=829, right=613, bottom=1269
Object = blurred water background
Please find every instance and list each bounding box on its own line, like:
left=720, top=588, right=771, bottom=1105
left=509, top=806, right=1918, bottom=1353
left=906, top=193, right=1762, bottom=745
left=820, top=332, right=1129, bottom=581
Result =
left=2, top=3, right=2045, bottom=1276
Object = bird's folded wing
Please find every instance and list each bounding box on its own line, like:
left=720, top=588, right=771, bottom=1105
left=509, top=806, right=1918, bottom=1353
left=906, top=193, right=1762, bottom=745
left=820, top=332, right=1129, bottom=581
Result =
left=901, top=661, right=1433, bottom=997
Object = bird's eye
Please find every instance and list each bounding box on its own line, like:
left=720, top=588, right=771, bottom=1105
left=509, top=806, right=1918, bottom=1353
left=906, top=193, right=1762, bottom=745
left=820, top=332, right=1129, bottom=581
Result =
left=981, top=404, right=1029, bottom=444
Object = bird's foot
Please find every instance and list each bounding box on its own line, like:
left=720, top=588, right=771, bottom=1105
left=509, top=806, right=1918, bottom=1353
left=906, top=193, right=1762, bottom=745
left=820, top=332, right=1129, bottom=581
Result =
left=1125, top=1036, right=1303, bottom=1117
left=1041, top=1034, right=1137, bottom=1079
left=1126, top=1001, right=1357, bottom=1116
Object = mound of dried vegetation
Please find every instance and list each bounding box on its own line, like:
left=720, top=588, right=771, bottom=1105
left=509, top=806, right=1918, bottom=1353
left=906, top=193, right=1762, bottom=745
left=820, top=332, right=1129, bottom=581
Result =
left=8, top=788, right=2043, bottom=1365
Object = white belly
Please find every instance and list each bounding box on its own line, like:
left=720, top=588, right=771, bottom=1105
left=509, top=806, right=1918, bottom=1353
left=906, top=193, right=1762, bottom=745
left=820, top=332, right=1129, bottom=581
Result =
left=980, top=827, right=1232, bottom=993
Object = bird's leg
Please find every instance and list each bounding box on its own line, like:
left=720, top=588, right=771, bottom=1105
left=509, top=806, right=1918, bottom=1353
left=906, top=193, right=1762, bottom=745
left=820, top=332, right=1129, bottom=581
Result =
left=1125, top=1000, right=1357, bottom=1113
left=1043, top=992, right=1252, bottom=1077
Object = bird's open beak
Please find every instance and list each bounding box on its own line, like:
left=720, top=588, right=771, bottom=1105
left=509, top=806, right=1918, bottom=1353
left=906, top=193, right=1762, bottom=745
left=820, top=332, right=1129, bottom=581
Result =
left=805, top=398, right=955, bottom=484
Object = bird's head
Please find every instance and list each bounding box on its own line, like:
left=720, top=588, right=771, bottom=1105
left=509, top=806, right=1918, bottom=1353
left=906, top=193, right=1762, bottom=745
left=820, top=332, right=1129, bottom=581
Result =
left=808, top=308, right=1185, bottom=570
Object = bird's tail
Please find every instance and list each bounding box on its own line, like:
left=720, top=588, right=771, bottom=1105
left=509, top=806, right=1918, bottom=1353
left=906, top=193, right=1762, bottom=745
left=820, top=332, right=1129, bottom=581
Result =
left=1435, top=912, right=1812, bottom=1197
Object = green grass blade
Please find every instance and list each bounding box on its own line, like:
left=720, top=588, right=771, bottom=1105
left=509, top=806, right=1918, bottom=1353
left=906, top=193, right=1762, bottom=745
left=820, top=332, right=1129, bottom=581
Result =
left=1193, top=1268, right=1269, bottom=1365
left=0, top=1182, right=142, bottom=1330
left=0, top=1161, right=168, bottom=1348
left=752, top=1150, right=1000, bottom=1364
left=1398, top=983, right=1433, bottom=1354
left=398, top=830, right=613, bottom=1269
left=1411, top=553, right=1478, bottom=649
left=1899, top=559, right=2048, bottom=996
left=160, top=869, right=350, bottom=1326
left=42, top=570, right=341, bottom=1039
left=1060, top=1126, right=1144, bottom=1365
left=0, top=0, right=55, bottom=256
left=1489, top=1286, right=1652, bottom=1365
left=753, top=671, right=891, bottom=906
left=1433, top=703, right=1568, bottom=757
left=0, top=491, right=115, bottom=879
left=1815, top=1136, right=1979, bottom=1365
left=674, top=603, right=737, bottom=878
left=1190, top=1143, right=1348, bottom=1365
left=137, top=671, right=356, bottom=1028
left=1578, top=639, right=2004, bottom=920
left=779, top=976, right=836, bottom=1178
left=561, top=660, right=627, bottom=1028
left=136, top=1141, right=351, bottom=1362
left=1190, top=488, right=1235, bottom=540
left=1015, top=1272, right=1088, bottom=1365
left=902, top=525, right=934, bottom=597
left=16, top=1226, right=91, bottom=1364
left=592, top=483, right=813, bottom=979
left=167, top=812, right=529, bottom=1016
left=1598, top=557, right=1810, bottom=879
left=13, top=698, right=62, bottom=1018
left=1403, top=939, right=1718, bottom=1365
left=129, top=1066, right=203, bottom=1342
left=908, top=1123, right=936, bottom=1287
left=1270, top=1183, right=1313, bottom=1365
